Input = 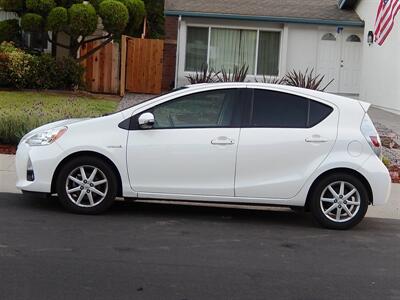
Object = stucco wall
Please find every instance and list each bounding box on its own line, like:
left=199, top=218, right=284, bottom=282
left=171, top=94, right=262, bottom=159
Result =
left=174, top=18, right=359, bottom=93
left=355, top=0, right=400, bottom=113
left=286, top=24, right=319, bottom=73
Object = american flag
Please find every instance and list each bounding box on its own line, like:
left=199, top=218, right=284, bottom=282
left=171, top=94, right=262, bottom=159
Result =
left=374, top=0, right=400, bottom=45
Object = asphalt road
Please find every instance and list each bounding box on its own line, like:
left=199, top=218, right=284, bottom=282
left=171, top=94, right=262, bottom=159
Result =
left=1, top=193, right=400, bottom=300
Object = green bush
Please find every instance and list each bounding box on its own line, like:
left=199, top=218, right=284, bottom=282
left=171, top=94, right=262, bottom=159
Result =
left=0, top=42, right=84, bottom=90
left=68, top=3, right=98, bottom=37
left=57, top=56, right=84, bottom=89
left=26, top=0, right=57, bottom=15
left=0, top=19, right=21, bottom=44
left=46, top=6, right=68, bottom=31
left=0, top=0, right=23, bottom=11
left=21, top=13, right=44, bottom=32
left=99, top=0, right=129, bottom=34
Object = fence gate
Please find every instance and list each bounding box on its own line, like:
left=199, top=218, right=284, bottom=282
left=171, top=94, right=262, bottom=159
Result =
left=80, top=41, right=120, bottom=94
left=121, top=36, right=164, bottom=95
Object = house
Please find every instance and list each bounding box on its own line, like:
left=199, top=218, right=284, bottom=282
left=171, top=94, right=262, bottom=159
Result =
left=164, top=0, right=399, bottom=113
left=340, top=0, right=400, bottom=113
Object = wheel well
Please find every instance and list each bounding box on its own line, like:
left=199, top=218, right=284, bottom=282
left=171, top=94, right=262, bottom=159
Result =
left=305, top=168, right=373, bottom=210
left=51, top=151, right=123, bottom=197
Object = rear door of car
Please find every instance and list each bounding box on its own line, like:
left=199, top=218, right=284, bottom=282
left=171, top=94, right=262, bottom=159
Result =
left=235, top=88, right=339, bottom=199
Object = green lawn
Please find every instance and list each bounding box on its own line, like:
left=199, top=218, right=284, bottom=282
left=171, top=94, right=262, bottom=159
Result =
left=0, top=91, right=119, bottom=145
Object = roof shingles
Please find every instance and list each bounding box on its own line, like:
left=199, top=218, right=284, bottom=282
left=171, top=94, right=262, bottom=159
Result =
left=165, top=0, right=362, bottom=24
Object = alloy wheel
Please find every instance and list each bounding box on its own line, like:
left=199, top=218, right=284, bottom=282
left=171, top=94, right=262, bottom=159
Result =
left=65, top=165, right=108, bottom=208
left=320, top=181, right=361, bottom=223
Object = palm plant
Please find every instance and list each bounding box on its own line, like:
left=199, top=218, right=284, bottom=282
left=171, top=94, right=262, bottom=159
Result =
left=185, top=64, right=219, bottom=84
left=284, top=68, right=334, bottom=92
left=217, top=64, right=249, bottom=82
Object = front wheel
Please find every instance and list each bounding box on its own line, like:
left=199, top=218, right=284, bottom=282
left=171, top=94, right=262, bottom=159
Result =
left=309, top=173, right=369, bottom=230
left=56, top=156, right=118, bottom=214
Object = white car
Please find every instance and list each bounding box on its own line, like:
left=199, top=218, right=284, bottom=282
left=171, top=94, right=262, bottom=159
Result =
left=15, top=83, right=391, bottom=229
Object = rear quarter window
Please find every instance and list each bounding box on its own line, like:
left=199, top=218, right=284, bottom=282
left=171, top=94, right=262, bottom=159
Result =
left=308, top=100, right=333, bottom=127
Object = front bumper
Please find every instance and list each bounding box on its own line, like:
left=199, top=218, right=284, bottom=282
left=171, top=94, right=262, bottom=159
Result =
left=16, top=141, right=63, bottom=193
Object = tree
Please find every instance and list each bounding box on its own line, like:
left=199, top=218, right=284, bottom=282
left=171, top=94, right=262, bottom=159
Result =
left=0, top=0, right=146, bottom=61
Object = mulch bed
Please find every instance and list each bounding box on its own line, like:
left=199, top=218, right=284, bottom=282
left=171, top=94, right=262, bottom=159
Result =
left=0, top=145, right=16, bottom=155
left=374, top=122, right=400, bottom=183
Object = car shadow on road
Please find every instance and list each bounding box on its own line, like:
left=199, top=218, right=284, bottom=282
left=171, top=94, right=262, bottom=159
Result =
left=1, top=192, right=397, bottom=231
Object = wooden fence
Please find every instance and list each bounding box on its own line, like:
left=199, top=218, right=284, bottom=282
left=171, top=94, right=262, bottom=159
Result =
left=121, top=36, right=164, bottom=95
left=80, top=41, right=120, bottom=94
left=80, top=36, right=164, bottom=95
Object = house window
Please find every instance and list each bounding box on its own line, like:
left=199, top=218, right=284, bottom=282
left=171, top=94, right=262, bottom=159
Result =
left=346, top=35, right=361, bottom=42
left=321, top=33, right=336, bottom=41
left=185, top=27, right=209, bottom=71
left=257, top=31, right=280, bottom=76
left=185, top=26, right=281, bottom=76
left=209, top=28, right=257, bottom=74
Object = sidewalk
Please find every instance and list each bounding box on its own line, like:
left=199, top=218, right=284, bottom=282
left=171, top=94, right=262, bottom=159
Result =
left=1, top=153, right=399, bottom=219
left=0, top=154, right=18, bottom=194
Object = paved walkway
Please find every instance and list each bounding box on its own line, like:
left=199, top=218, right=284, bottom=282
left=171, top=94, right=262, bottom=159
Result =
left=117, top=93, right=153, bottom=111
left=0, top=154, right=17, bottom=194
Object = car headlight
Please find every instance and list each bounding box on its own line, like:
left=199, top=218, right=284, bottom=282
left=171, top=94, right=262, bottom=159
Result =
left=26, top=127, right=68, bottom=146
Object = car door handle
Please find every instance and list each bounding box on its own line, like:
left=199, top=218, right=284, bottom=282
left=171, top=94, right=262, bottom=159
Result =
left=211, top=136, right=235, bottom=145
left=305, top=135, right=329, bottom=143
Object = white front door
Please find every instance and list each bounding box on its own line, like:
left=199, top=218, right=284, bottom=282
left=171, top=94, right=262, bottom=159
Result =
left=339, top=33, right=362, bottom=94
left=317, top=32, right=341, bottom=93
left=235, top=88, right=338, bottom=199
left=126, top=89, right=242, bottom=197
left=317, top=30, right=362, bottom=94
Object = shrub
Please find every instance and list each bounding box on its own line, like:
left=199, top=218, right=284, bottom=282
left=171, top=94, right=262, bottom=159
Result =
left=99, top=0, right=129, bottom=34
left=0, top=42, right=84, bottom=89
left=26, top=0, right=57, bottom=15
left=0, top=42, right=36, bottom=88
left=68, top=3, right=98, bottom=37
left=21, top=13, right=44, bottom=32
left=0, top=19, right=21, bottom=44
left=46, top=6, right=68, bottom=31
left=217, top=64, right=249, bottom=82
left=57, top=56, right=84, bottom=89
left=284, top=69, right=334, bottom=92
left=0, top=0, right=23, bottom=11
left=185, top=64, right=219, bottom=84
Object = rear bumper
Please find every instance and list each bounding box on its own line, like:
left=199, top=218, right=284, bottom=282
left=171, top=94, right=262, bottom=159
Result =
left=360, top=155, right=392, bottom=206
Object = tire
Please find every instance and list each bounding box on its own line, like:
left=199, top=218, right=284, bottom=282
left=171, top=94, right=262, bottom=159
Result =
left=309, top=173, right=369, bottom=230
left=56, top=156, right=118, bottom=214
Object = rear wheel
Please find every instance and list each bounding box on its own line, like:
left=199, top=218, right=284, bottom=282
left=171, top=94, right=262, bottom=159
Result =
left=56, top=156, right=117, bottom=214
left=310, top=173, right=369, bottom=230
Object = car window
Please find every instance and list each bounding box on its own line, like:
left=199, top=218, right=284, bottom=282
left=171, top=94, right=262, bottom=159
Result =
left=308, top=100, right=333, bottom=127
left=252, top=89, right=309, bottom=128
left=151, top=89, right=238, bottom=128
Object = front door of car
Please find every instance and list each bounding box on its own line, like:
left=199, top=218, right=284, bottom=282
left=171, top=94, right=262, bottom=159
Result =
left=126, top=88, right=243, bottom=197
left=235, top=88, right=338, bottom=199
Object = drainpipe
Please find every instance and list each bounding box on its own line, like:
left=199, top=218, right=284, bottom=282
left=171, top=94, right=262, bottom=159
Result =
left=174, top=15, right=182, bottom=89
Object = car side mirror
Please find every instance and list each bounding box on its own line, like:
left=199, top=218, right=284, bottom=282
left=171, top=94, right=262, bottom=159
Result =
left=138, top=112, right=155, bottom=129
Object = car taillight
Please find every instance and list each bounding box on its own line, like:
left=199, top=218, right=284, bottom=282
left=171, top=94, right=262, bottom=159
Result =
left=361, top=113, right=382, bottom=158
